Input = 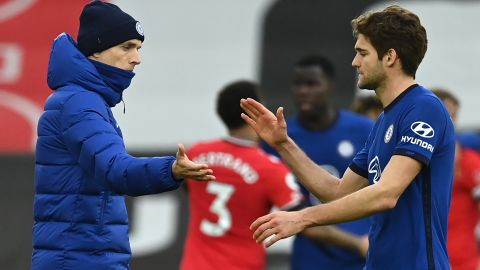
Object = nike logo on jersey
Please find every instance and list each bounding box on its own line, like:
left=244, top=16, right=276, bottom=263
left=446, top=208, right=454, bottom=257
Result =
left=368, top=156, right=382, bottom=183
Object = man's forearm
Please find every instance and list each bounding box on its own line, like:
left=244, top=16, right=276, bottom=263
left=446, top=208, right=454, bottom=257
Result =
left=300, top=183, right=393, bottom=228
left=276, top=137, right=341, bottom=202
left=299, top=155, right=421, bottom=227
left=302, top=226, right=368, bottom=257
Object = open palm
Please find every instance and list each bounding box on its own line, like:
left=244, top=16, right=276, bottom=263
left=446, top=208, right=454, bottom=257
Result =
left=172, top=144, right=215, bottom=181
left=240, top=98, right=289, bottom=148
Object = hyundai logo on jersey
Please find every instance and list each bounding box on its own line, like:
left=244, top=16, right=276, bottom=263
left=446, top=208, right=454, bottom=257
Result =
left=410, top=121, right=435, bottom=138
left=400, top=135, right=435, bottom=152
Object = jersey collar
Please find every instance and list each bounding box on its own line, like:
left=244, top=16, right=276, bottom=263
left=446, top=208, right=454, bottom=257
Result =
left=223, top=136, right=257, bottom=147
left=384, top=84, right=418, bottom=113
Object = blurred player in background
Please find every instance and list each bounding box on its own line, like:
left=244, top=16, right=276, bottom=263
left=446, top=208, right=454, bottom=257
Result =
left=263, top=54, right=372, bottom=270
left=458, top=132, right=480, bottom=153
left=242, top=5, right=455, bottom=270
left=432, top=87, right=480, bottom=152
left=351, top=94, right=383, bottom=121
left=432, top=88, right=480, bottom=270
left=180, top=81, right=302, bottom=270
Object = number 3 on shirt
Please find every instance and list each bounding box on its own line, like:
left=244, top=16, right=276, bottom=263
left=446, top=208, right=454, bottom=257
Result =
left=200, top=182, right=235, bottom=237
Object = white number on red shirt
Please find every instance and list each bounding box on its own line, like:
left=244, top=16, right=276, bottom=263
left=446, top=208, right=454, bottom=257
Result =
left=200, top=182, right=235, bottom=237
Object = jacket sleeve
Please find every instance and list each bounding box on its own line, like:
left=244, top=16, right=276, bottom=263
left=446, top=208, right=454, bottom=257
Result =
left=60, top=91, right=181, bottom=196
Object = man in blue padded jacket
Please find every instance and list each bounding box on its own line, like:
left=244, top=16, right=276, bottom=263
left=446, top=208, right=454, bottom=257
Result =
left=242, top=5, right=454, bottom=270
left=31, top=2, right=214, bottom=270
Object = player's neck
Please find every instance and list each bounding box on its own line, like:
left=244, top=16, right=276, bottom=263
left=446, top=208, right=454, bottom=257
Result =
left=299, top=105, right=337, bottom=131
left=228, top=126, right=259, bottom=144
left=376, top=74, right=416, bottom=108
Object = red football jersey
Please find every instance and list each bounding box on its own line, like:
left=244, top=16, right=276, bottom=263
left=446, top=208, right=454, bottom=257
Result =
left=180, top=137, right=302, bottom=270
left=448, top=148, right=480, bottom=270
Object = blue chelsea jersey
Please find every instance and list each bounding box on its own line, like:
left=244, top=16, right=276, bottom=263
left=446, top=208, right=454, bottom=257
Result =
left=350, top=85, right=455, bottom=270
left=264, top=110, right=374, bottom=270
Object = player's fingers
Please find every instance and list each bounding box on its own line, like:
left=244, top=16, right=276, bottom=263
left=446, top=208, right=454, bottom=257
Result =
left=240, top=99, right=259, bottom=119
left=198, top=168, right=214, bottom=176
left=252, top=219, right=275, bottom=240
left=276, top=107, right=286, bottom=125
left=254, top=225, right=277, bottom=243
left=194, top=163, right=210, bottom=170
left=204, top=175, right=216, bottom=181
left=246, top=98, right=270, bottom=114
left=187, top=168, right=213, bottom=177
left=186, top=169, right=216, bottom=181
left=192, top=174, right=216, bottom=181
left=241, top=113, right=257, bottom=129
left=264, top=232, right=283, bottom=248
left=250, top=214, right=272, bottom=231
left=177, top=144, right=185, bottom=158
left=180, top=161, right=209, bottom=170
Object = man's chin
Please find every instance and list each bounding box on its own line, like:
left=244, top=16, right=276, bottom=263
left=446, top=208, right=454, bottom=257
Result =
left=298, top=103, right=313, bottom=114
left=357, top=82, right=376, bottom=91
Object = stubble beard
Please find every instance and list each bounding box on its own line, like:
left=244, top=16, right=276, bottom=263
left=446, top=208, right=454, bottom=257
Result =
left=357, top=69, right=385, bottom=91
left=357, top=76, right=378, bottom=90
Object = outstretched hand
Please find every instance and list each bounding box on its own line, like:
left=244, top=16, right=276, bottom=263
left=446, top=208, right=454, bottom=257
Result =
left=240, top=98, right=289, bottom=149
left=172, top=144, right=215, bottom=181
left=250, top=210, right=307, bottom=248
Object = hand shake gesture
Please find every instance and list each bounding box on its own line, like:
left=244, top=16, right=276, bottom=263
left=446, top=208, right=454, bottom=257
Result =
left=172, top=144, right=215, bottom=181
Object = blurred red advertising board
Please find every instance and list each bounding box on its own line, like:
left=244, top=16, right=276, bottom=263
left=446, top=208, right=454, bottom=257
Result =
left=0, top=0, right=90, bottom=153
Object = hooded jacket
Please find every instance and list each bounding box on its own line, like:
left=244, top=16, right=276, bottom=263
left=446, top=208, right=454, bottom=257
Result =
left=31, top=33, right=181, bottom=270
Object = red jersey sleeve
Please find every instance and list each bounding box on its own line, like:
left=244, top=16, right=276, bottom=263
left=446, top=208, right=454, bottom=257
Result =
left=459, top=149, right=480, bottom=200
left=262, top=154, right=302, bottom=210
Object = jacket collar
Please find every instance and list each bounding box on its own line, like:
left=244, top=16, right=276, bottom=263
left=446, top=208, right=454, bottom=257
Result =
left=47, top=33, right=134, bottom=107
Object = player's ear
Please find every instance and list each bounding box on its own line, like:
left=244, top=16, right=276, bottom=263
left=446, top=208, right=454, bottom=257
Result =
left=384, top=48, right=397, bottom=67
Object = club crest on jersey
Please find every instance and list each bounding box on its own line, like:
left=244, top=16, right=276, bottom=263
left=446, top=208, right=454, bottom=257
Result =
left=411, top=121, right=434, bottom=138
left=368, top=156, right=382, bottom=183
left=384, top=124, right=394, bottom=143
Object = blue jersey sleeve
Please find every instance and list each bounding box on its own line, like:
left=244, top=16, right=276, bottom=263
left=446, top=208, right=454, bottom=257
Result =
left=457, top=132, right=480, bottom=152
left=349, top=145, right=369, bottom=178
left=393, top=96, right=449, bottom=166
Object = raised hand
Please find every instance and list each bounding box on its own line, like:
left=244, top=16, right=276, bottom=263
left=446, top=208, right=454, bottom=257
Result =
left=172, top=144, right=215, bottom=181
left=240, top=98, right=289, bottom=148
left=250, top=210, right=307, bottom=248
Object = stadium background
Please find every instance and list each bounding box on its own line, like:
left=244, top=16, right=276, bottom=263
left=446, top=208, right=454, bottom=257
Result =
left=1, top=0, right=479, bottom=269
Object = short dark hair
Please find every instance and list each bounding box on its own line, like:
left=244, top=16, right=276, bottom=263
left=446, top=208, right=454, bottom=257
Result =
left=216, top=80, right=261, bottom=129
left=431, top=87, right=460, bottom=106
left=295, top=55, right=335, bottom=80
left=351, top=5, right=427, bottom=77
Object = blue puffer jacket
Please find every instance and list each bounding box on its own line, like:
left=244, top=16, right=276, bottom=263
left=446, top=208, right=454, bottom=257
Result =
left=31, top=33, right=181, bottom=270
